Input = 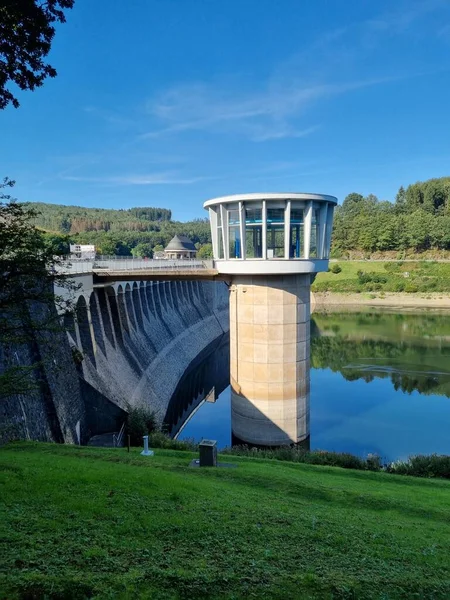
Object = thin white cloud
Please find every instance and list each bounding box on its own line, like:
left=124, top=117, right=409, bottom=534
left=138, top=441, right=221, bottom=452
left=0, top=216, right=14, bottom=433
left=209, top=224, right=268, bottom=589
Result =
left=248, top=124, right=321, bottom=142
left=366, top=0, right=449, bottom=34
left=62, top=173, right=211, bottom=185
left=142, top=74, right=415, bottom=142
left=143, top=81, right=325, bottom=140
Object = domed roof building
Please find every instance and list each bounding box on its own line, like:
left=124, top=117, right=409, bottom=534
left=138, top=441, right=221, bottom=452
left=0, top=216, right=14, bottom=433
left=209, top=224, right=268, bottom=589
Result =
left=164, top=234, right=197, bottom=259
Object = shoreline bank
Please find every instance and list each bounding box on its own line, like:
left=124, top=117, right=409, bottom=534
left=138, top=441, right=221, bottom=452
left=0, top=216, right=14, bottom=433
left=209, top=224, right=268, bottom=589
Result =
left=311, top=291, right=450, bottom=312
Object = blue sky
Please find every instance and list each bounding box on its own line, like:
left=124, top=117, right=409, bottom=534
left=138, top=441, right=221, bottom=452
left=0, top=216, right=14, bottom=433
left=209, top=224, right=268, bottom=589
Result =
left=2, top=0, right=450, bottom=220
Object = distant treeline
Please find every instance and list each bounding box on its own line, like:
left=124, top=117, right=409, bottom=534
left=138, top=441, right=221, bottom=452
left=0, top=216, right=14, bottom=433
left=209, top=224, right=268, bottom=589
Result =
left=29, top=202, right=172, bottom=234
left=332, top=176, right=450, bottom=254
left=29, top=202, right=211, bottom=257
left=29, top=175, right=450, bottom=256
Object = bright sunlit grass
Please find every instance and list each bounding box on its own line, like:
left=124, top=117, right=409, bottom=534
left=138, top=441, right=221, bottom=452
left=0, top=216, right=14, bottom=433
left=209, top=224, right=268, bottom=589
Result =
left=1, top=442, right=450, bottom=599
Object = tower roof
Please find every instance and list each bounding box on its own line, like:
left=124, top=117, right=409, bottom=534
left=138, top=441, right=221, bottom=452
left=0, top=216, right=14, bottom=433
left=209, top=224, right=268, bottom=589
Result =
left=164, top=234, right=196, bottom=252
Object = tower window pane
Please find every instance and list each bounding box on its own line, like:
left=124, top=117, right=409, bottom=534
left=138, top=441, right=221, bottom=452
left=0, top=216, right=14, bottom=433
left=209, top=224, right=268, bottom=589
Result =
left=217, top=226, right=224, bottom=258
left=246, top=226, right=262, bottom=258
left=245, top=206, right=262, bottom=258
left=289, top=223, right=303, bottom=258
left=228, top=209, right=240, bottom=225
left=267, top=208, right=284, bottom=223
left=291, top=208, right=303, bottom=223
left=266, top=225, right=284, bottom=257
left=245, top=207, right=262, bottom=223
left=229, top=226, right=241, bottom=258
left=310, top=210, right=319, bottom=258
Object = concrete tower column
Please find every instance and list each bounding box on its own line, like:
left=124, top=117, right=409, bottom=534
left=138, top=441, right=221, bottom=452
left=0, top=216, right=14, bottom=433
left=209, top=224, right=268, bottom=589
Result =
left=230, top=274, right=310, bottom=446
left=204, top=192, right=336, bottom=447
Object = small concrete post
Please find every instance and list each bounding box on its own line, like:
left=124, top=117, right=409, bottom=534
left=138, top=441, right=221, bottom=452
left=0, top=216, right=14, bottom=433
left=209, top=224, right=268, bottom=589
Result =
left=199, top=439, right=217, bottom=467
left=141, top=435, right=154, bottom=456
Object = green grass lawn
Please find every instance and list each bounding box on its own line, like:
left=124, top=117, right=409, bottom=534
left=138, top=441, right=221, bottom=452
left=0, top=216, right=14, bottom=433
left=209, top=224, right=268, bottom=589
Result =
left=316, top=261, right=388, bottom=283
left=1, top=443, right=450, bottom=599
left=312, top=261, right=450, bottom=293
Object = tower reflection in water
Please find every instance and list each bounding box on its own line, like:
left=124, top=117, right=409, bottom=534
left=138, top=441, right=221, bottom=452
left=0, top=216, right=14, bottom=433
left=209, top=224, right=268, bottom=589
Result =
left=164, top=335, right=310, bottom=450
left=231, top=391, right=310, bottom=450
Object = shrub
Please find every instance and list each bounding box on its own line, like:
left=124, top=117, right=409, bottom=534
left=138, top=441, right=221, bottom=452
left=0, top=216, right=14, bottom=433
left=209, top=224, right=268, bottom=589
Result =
left=357, top=271, right=372, bottom=284
left=358, top=271, right=387, bottom=285
left=149, top=431, right=198, bottom=451
left=221, top=446, right=382, bottom=472
left=366, top=454, right=383, bottom=471
left=330, top=264, right=342, bottom=274
left=405, top=283, right=419, bottom=293
left=329, top=247, right=343, bottom=259
left=392, top=281, right=405, bottom=292
left=386, top=454, right=450, bottom=479
left=371, top=274, right=387, bottom=284
left=126, top=406, right=158, bottom=446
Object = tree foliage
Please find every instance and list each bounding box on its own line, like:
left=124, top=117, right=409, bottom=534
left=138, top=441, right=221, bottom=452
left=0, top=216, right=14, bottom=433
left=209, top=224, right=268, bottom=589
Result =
left=27, top=202, right=210, bottom=256
left=0, top=1, right=75, bottom=109
left=197, top=243, right=213, bottom=259
left=332, top=176, right=450, bottom=254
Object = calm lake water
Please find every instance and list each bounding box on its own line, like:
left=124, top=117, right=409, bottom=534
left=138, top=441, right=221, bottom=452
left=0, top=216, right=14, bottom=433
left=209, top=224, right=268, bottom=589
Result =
left=166, top=310, right=450, bottom=462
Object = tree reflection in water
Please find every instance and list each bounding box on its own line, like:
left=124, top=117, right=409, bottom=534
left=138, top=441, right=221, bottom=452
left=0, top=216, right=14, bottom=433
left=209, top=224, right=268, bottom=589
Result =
left=311, top=311, right=450, bottom=397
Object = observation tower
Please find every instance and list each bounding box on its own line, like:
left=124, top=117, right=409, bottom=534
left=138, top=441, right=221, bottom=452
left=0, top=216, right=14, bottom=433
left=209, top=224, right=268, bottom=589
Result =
left=204, top=193, right=337, bottom=446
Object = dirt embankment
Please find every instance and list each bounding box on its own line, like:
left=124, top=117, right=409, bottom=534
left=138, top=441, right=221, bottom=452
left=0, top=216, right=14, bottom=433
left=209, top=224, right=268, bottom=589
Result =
left=311, top=292, right=450, bottom=311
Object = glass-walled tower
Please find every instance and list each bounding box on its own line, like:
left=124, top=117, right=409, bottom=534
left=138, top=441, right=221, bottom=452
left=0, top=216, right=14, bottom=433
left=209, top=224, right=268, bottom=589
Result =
left=204, top=193, right=337, bottom=446
left=206, top=193, right=335, bottom=270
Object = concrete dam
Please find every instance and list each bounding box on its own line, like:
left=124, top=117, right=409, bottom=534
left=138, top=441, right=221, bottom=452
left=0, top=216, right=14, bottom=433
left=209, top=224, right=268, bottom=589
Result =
left=74, top=277, right=229, bottom=424
left=1, top=276, right=229, bottom=445
left=2, top=191, right=336, bottom=448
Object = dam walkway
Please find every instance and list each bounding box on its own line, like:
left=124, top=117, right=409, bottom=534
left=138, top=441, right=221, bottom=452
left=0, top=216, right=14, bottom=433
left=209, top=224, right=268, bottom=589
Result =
left=58, top=258, right=223, bottom=282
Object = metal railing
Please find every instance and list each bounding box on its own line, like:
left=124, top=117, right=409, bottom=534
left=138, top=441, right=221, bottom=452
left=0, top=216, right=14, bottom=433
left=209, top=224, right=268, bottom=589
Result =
left=113, top=422, right=126, bottom=448
left=57, top=258, right=214, bottom=275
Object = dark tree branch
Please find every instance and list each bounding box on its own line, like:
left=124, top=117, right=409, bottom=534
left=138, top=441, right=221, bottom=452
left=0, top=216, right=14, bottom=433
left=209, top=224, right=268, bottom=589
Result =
left=0, top=0, right=74, bottom=108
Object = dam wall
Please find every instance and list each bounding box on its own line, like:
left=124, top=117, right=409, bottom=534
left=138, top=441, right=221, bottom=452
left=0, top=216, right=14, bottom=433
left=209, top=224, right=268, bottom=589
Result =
left=69, top=278, right=229, bottom=432
left=0, top=290, right=86, bottom=445
left=1, top=279, right=229, bottom=444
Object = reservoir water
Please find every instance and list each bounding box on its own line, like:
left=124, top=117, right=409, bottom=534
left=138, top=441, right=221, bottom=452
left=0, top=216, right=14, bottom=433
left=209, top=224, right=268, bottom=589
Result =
left=165, top=310, right=450, bottom=462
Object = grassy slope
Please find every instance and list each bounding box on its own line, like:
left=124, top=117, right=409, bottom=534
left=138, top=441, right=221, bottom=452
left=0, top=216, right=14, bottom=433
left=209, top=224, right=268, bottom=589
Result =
left=312, top=261, right=450, bottom=294
left=317, top=261, right=389, bottom=282
left=1, top=443, right=450, bottom=600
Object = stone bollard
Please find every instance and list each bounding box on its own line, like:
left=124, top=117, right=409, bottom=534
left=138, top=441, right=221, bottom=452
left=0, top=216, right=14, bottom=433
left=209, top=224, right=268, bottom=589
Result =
left=141, top=435, right=154, bottom=456
left=199, top=439, right=217, bottom=467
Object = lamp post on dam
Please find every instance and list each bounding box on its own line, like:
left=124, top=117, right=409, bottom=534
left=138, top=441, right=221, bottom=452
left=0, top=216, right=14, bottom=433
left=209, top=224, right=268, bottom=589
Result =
left=204, top=193, right=337, bottom=446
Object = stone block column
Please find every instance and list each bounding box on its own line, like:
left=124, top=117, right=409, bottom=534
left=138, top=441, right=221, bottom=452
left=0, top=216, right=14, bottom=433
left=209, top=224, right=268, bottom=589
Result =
left=230, top=274, right=310, bottom=446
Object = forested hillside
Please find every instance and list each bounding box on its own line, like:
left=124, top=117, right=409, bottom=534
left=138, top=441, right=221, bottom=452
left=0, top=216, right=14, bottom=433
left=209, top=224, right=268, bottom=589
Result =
left=29, top=175, right=450, bottom=257
left=332, top=177, right=450, bottom=255
left=29, top=202, right=211, bottom=257
left=28, top=202, right=172, bottom=233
